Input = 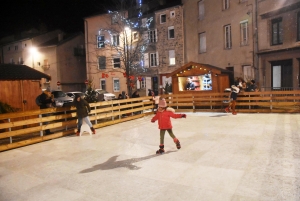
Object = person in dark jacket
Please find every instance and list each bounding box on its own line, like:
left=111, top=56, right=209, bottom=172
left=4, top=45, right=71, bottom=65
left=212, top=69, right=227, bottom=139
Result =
left=131, top=90, right=140, bottom=98
left=74, top=94, right=95, bottom=136
left=40, top=88, right=55, bottom=135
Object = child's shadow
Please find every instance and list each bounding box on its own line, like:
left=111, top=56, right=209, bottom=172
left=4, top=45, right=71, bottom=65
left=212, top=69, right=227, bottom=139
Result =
left=79, top=151, right=176, bottom=173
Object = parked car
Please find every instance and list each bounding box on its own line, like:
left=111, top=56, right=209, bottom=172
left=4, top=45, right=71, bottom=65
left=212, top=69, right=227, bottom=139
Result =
left=51, top=90, right=73, bottom=107
left=86, top=89, right=116, bottom=101
left=66, top=91, right=86, bottom=100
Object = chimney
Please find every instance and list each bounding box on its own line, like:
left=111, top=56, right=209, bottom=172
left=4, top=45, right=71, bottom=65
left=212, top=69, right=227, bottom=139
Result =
left=58, top=33, right=63, bottom=41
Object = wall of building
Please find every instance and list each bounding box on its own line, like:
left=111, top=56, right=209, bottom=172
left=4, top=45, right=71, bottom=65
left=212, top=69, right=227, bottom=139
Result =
left=183, top=0, right=255, bottom=80
left=257, top=0, right=300, bottom=89
left=155, top=5, right=185, bottom=74
left=57, top=34, right=86, bottom=92
left=85, top=14, right=127, bottom=95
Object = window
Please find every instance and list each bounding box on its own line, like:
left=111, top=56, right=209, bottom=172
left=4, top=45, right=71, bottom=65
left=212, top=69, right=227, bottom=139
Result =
left=112, top=34, right=119, bottom=46
left=100, top=79, right=106, bottom=90
left=143, top=53, right=149, bottom=68
left=271, top=18, right=283, bottom=45
left=170, top=11, right=175, bottom=18
left=111, top=15, right=118, bottom=24
left=297, top=12, right=300, bottom=41
left=97, top=35, right=105, bottom=48
left=199, top=32, right=206, bottom=53
left=113, top=57, right=121, bottom=68
left=169, top=50, right=175, bottom=65
left=18, top=57, right=23, bottom=64
left=15, top=45, right=18, bottom=50
left=141, top=78, right=146, bottom=88
left=240, top=20, right=248, bottom=46
left=224, top=24, right=232, bottom=49
left=10, top=58, right=14, bottom=64
left=8, top=46, right=10, bottom=51
left=223, top=0, right=229, bottom=10
left=113, top=78, right=120, bottom=92
left=168, top=26, right=175, bottom=39
left=133, top=32, right=139, bottom=41
left=148, top=29, right=157, bottom=43
left=243, top=65, right=253, bottom=81
left=198, top=0, right=205, bottom=20
left=150, top=52, right=159, bottom=67
left=160, top=14, right=166, bottom=23
left=98, top=56, right=106, bottom=69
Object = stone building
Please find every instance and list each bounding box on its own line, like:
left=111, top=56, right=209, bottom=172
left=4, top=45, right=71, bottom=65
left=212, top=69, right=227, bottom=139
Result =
left=182, top=0, right=255, bottom=85
left=257, top=0, right=300, bottom=90
left=0, top=30, right=86, bottom=92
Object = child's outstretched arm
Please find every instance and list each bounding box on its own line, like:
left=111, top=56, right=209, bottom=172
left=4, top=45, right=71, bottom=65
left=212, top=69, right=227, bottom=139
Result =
left=170, top=113, right=187, bottom=119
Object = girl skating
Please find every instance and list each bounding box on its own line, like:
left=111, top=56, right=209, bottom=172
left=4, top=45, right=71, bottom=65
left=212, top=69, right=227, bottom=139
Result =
left=151, top=98, right=186, bottom=154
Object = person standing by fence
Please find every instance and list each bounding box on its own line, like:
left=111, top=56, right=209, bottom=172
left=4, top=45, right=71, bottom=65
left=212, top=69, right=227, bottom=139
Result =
left=74, top=94, right=95, bottom=136
left=39, top=88, right=55, bottom=135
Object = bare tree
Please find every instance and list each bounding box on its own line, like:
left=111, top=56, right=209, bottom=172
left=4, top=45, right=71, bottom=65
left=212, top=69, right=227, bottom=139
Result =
left=94, top=0, right=153, bottom=96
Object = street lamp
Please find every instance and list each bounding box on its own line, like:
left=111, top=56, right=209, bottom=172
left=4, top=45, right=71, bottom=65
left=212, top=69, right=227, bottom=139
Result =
left=29, top=47, right=37, bottom=68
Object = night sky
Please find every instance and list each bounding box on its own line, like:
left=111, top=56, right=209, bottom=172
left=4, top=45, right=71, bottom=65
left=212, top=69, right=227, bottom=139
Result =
left=0, top=0, right=114, bottom=38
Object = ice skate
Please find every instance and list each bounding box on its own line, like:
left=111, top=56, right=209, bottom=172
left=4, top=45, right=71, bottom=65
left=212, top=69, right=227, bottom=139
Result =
left=174, top=138, right=181, bottom=149
left=156, top=145, right=165, bottom=154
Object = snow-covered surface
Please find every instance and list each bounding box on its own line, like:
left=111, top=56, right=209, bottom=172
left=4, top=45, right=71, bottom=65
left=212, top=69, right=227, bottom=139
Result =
left=1, top=112, right=300, bottom=201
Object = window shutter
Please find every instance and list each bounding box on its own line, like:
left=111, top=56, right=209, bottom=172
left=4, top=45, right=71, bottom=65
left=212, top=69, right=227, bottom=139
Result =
left=136, top=80, right=141, bottom=89
left=144, top=53, right=149, bottom=68
left=143, top=31, right=148, bottom=42
left=156, top=52, right=159, bottom=66
left=155, top=29, right=158, bottom=42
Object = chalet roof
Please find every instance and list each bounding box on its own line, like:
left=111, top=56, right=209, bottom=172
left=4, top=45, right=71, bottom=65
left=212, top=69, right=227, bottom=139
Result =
left=0, top=64, right=51, bottom=80
left=167, top=61, right=232, bottom=77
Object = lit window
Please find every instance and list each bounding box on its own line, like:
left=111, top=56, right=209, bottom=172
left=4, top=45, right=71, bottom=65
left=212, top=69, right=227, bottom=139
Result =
left=240, top=20, right=248, bottom=46
left=224, top=24, right=232, bottom=49
left=112, top=34, right=119, bottom=46
left=97, top=35, right=105, bottom=48
left=168, top=26, right=175, bottom=39
left=113, top=78, right=120, bottom=92
left=199, top=32, right=206, bottom=53
left=169, top=50, right=175, bottom=65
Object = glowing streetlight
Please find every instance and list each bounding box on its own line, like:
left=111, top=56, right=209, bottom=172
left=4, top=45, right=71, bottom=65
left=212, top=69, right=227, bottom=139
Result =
left=29, top=47, right=37, bottom=68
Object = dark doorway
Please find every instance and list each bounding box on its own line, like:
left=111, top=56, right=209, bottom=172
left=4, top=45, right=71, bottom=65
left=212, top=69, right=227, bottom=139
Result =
left=226, top=67, right=234, bottom=85
left=152, top=76, right=159, bottom=95
left=271, top=59, right=293, bottom=90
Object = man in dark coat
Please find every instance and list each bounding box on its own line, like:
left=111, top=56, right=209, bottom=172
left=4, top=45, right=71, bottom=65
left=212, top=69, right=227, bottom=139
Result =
left=74, top=94, right=95, bottom=135
left=40, top=88, right=55, bottom=135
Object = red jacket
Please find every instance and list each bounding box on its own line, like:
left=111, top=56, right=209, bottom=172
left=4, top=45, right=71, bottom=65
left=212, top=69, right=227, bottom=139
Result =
left=151, top=107, right=182, bottom=129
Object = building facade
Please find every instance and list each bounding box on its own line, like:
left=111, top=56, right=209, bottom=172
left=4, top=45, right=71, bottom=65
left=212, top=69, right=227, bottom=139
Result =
left=183, top=0, right=255, bottom=85
left=257, top=0, right=300, bottom=90
left=0, top=30, right=86, bottom=92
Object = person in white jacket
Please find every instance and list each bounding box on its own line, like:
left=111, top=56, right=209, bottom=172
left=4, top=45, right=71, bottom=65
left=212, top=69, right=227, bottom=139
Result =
left=152, top=94, right=160, bottom=113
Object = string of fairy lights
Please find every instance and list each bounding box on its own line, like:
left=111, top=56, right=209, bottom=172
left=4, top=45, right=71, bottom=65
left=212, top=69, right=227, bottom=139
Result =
left=103, top=0, right=153, bottom=73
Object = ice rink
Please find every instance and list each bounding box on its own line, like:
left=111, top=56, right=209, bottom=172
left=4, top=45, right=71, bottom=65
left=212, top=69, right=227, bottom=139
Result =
left=1, top=112, right=300, bottom=201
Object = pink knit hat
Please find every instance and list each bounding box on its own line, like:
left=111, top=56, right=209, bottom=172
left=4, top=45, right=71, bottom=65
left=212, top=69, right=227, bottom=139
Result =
left=158, top=98, right=167, bottom=107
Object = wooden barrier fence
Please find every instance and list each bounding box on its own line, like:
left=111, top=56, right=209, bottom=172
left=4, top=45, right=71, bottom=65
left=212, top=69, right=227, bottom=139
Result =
left=0, top=97, right=154, bottom=152
left=1, top=90, right=300, bottom=152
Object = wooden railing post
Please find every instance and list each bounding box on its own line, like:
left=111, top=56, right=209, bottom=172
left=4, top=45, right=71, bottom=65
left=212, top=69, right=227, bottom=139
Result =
left=39, top=114, right=43, bottom=136
left=8, top=118, right=12, bottom=143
